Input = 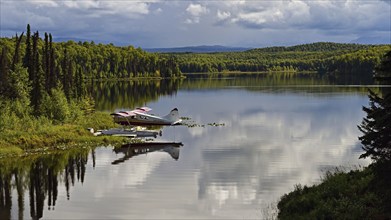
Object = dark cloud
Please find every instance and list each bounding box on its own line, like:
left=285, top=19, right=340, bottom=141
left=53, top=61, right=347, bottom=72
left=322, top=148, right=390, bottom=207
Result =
left=1, top=0, right=390, bottom=47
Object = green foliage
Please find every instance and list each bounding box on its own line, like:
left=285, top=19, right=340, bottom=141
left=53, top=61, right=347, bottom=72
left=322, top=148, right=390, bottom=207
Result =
left=358, top=91, right=391, bottom=162
left=277, top=167, right=390, bottom=219
left=375, top=50, right=391, bottom=78
left=358, top=51, right=391, bottom=163
left=0, top=101, right=123, bottom=156
left=6, top=63, right=31, bottom=102
left=249, top=42, right=370, bottom=53
left=163, top=43, right=391, bottom=75
left=40, top=87, right=70, bottom=123
left=0, top=25, right=179, bottom=157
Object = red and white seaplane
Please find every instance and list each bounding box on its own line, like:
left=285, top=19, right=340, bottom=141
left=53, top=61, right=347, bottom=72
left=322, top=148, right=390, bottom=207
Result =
left=110, top=107, right=182, bottom=126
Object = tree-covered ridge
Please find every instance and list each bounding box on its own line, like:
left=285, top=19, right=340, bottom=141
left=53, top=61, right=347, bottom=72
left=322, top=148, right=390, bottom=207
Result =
left=0, top=24, right=182, bottom=123
left=248, top=42, right=372, bottom=52
left=0, top=35, right=181, bottom=81
left=164, top=43, right=391, bottom=74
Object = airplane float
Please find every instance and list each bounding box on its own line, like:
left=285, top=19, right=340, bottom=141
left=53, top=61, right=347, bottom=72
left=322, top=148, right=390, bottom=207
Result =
left=88, top=127, right=161, bottom=138
left=110, top=107, right=182, bottom=126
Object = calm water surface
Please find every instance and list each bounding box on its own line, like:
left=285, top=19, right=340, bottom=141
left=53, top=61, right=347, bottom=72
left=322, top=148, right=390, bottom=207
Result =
left=1, top=74, right=378, bottom=219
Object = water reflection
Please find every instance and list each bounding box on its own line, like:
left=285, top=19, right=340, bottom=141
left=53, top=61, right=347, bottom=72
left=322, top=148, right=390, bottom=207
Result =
left=92, top=74, right=374, bottom=112
left=112, top=142, right=183, bottom=164
left=92, top=79, right=182, bottom=111
left=0, top=149, right=90, bottom=220
left=1, top=74, right=383, bottom=219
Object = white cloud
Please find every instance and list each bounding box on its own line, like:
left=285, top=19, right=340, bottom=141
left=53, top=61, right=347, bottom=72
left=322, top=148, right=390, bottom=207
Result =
left=213, top=0, right=388, bottom=33
left=185, top=3, right=209, bottom=24
left=217, top=10, right=231, bottom=21
left=186, top=3, right=208, bottom=16
left=0, top=0, right=389, bottom=47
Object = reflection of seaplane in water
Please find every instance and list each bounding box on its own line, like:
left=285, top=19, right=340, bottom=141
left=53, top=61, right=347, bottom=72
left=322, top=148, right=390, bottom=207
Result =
left=110, top=107, right=182, bottom=126
left=112, top=142, right=183, bottom=164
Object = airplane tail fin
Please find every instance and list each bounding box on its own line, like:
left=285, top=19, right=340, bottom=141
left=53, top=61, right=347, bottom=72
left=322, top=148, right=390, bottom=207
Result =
left=163, top=108, right=182, bottom=125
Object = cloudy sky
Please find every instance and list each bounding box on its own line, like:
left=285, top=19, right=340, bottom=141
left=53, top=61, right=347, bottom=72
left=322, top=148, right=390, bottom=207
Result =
left=0, top=0, right=390, bottom=48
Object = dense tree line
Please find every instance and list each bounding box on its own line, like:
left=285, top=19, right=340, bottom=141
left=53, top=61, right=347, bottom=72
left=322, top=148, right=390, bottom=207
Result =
left=0, top=24, right=181, bottom=121
left=162, top=43, right=391, bottom=75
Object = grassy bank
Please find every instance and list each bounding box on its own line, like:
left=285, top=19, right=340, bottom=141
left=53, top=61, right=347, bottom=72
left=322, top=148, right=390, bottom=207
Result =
left=0, top=110, right=127, bottom=158
left=277, top=165, right=391, bottom=219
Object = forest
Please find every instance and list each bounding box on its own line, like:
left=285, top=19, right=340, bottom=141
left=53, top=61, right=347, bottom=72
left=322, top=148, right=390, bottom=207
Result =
left=162, top=42, right=391, bottom=75
left=1, top=24, right=390, bottom=157
left=0, top=25, right=182, bottom=106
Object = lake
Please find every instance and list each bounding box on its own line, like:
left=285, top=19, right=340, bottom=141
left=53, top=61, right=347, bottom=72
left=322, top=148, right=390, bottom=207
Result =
left=0, top=73, right=379, bottom=219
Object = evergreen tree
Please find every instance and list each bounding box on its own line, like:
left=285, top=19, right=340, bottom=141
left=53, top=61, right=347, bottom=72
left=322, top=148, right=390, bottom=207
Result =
left=24, top=24, right=32, bottom=81
left=11, top=32, right=24, bottom=71
left=358, top=50, right=391, bottom=163
left=31, top=31, right=44, bottom=115
left=49, top=34, right=56, bottom=90
left=358, top=90, right=391, bottom=162
left=375, top=51, right=391, bottom=79
left=62, top=48, right=69, bottom=97
left=44, top=32, right=50, bottom=92
left=0, top=46, right=9, bottom=94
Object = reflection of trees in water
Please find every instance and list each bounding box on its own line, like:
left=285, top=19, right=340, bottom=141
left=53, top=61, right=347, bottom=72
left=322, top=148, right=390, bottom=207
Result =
left=182, top=73, right=374, bottom=94
left=92, top=79, right=182, bottom=111
left=0, top=171, right=11, bottom=220
left=0, top=149, right=92, bottom=219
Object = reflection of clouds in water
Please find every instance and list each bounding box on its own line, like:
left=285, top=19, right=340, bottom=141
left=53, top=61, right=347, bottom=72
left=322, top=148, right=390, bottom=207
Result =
left=188, top=126, right=206, bottom=137
left=75, top=147, right=167, bottom=199
left=43, top=90, right=373, bottom=219
left=191, top=93, right=371, bottom=218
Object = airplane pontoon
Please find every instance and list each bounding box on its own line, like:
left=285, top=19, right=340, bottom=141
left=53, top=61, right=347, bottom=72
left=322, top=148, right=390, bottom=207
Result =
left=88, top=127, right=161, bottom=138
left=110, top=107, right=182, bottom=126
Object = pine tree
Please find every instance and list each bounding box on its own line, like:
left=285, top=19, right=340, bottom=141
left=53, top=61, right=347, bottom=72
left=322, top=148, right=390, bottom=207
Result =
left=31, top=31, right=44, bottom=115
left=62, top=48, right=69, bottom=98
left=0, top=46, right=9, bottom=94
left=44, top=32, right=50, bottom=92
left=358, top=50, right=391, bottom=163
left=11, top=32, right=24, bottom=71
left=375, top=51, right=391, bottom=79
left=358, top=90, right=391, bottom=162
left=24, top=24, right=32, bottom=81
left=49, top=34, right=56, bottom=89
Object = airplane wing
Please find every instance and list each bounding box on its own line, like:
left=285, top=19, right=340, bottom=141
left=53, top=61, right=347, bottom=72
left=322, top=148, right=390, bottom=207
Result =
left=110, top=111, right=136, bottom=117
left=135, top=107, right=152, bottom=112
left=111, top=107, right=151, bottom=117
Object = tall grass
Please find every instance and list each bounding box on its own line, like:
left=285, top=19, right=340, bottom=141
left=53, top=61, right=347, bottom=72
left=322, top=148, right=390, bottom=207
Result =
left=0, top=97, right=125, bottom=157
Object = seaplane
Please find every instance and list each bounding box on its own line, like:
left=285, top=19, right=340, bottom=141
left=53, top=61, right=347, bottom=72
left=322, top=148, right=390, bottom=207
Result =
left=110, top=107, right=182, bottom=126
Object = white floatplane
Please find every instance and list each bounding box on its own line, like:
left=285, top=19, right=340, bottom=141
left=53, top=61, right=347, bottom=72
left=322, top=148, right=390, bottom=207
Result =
left=110, top=107, right=182, bottom=126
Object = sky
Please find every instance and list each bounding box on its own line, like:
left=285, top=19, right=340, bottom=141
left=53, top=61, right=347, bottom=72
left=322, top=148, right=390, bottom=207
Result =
left=0, top=0, right=390, bottom=48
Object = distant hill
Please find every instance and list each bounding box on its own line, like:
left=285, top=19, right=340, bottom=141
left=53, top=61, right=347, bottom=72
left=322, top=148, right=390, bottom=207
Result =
left=248, top=42, right=372, bottom=53
left=144, top=45, right=251, bottom=53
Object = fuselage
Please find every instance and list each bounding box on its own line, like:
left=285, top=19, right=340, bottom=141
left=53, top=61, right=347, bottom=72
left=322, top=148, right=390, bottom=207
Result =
left=113, top=112, right=181, bottom=126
